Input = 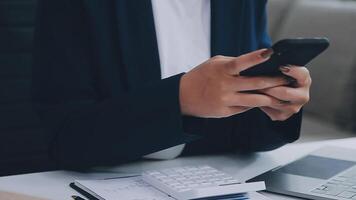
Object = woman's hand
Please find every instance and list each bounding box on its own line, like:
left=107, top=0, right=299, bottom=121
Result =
left=179, top=49, right=290, bottom=118
left=259, top=66, right=312, bottom=121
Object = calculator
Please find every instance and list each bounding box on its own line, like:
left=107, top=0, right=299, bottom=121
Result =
left=142, top=165, right=265, bottom=200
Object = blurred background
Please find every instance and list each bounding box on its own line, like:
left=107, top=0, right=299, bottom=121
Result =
left=0, top=0, right=355, bottom=176
left=268, top=0, right=356, bottom=143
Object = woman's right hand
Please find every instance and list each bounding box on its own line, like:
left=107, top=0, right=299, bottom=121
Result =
left=179, top=49, right=290, bottom=118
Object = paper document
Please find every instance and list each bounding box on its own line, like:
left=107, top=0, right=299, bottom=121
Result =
left=74, top=176, right=272, bottom=200
left=76, top=176, right=173, bottom=200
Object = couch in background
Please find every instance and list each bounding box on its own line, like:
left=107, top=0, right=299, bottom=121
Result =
left=268, top=0, right=356, bottom=140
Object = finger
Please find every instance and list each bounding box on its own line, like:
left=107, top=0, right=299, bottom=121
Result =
left=226, top=93, right=281, bottom=107
left=260, top=106, right=281, bottom=117
left=228, top=106, right=253, bottom=115
left=264, top=103, right=303, bottom=115
left=260, top=106, right=292, bottom=121
left=260, top=86, right=310, bottom=104
left=280, top=66, right=311, bottom=87
left=225, top=48, right=274, bottom=75
left=231, top=76, right=290, bottom=91
left=211, top=55, right=235, bottom=62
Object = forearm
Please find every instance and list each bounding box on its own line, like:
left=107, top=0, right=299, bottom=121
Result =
left=34, top=75, right=197, bottom=169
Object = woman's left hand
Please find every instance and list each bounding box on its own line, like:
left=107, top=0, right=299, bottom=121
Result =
left=258, top=65, right=312, bottom=121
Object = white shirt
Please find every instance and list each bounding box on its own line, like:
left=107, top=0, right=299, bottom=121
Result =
left=144, top=0, right=211, bottom=159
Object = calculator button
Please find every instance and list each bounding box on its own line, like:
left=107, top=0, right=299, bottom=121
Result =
left=340, top=182, right=355, bottom=187
left=142, top=165, right=265, bottom=200
left=199, top=166, right=213, bottom=170
left=333, top=177, right=347, bottom=182
left=324, top=185, right=347, bottom=196
left=337, top=191, right=356, bottom=198
left=312, top=189, right=327, bottom=194
left=220, top=179, right=240, bottom=185
left=200, top=182, right=212, bottom=187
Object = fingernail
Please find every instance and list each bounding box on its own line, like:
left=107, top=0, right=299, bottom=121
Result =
left=279, top=100, right=292, bottom=105
left=280, top=66, right=291, bottom=73
left=260, top=48, right=274, bottom=59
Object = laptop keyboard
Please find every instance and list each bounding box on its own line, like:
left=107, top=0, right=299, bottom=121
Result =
left=311, top=166, right=356, bottom=199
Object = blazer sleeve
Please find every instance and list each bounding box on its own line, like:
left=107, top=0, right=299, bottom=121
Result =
left=182, top=0, right=302, bottom=155
left=32, top=0, right=197, bottom=169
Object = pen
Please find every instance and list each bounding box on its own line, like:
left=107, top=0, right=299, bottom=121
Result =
left=71, top=195, right=86, bottom=200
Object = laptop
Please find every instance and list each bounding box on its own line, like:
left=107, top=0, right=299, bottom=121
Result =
left=248, top=146, right=356, bottom=200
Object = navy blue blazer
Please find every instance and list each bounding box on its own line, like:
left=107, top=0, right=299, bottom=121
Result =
left=32, top=0, right=302, bottom=169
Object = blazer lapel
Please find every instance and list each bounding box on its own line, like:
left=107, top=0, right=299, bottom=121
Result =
left=115, top=0, right=249, bottom=89
left=81, top=1, right=130, bottom=98
left=211, top=0, right=246, bottom=57
left=84, top=0, right=249, bottom=94
left=114, top=0, right=161, bottom=89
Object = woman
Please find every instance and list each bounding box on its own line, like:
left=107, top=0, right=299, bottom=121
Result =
left=32, top=0, right=311, bottom=169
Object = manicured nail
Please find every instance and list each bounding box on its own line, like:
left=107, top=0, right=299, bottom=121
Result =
left=280, top=66, right=291, bottom=73
left=280, top=100, right=292, bottom=105
left=260, top=48, right=274, bottom=59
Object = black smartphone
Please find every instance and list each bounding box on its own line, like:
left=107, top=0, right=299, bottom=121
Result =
left=240, top=38, right=330, bottom=76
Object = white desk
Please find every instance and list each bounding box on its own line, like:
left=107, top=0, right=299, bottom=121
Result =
left=0, top=137, right=355, bottom=200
